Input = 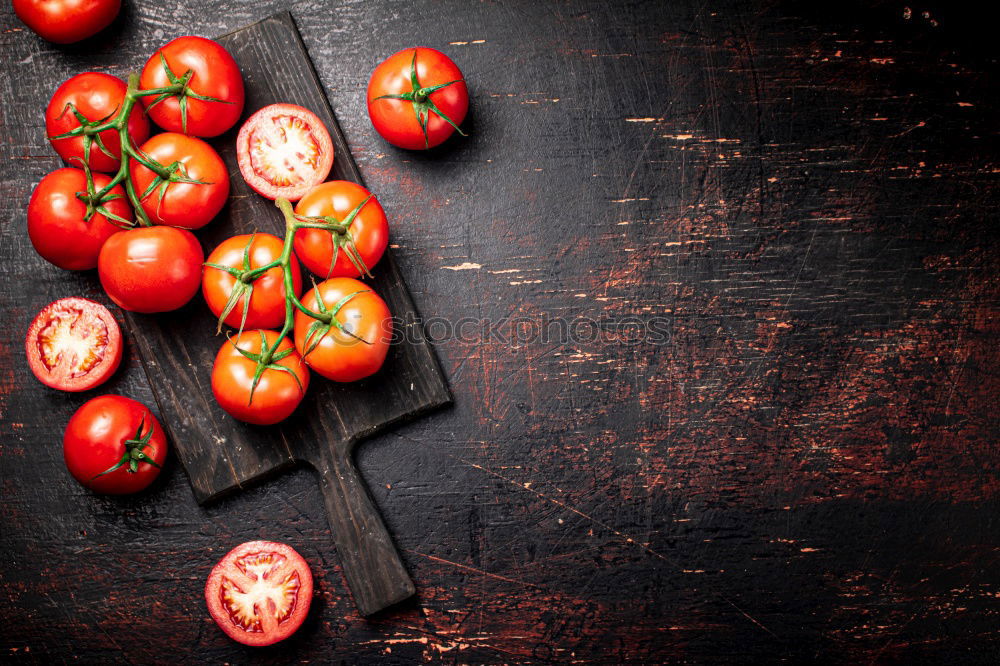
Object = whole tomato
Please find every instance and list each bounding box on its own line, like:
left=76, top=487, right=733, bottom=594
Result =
left=293, top=277, right=392, bottom=382
left=98, top=226, right=204, bottom=313
left=14, top=0, right=120, bottom=44
left=367, top=47, right=468, bottom=150
left=46, top=72, right=150, bottom=173
left=63, top=395, right=168, bottom=494
left=212, top=330, right=309, bottom=425
left=27, top=168, right=130, bottom=270
left=203, top=233, right=302, bottom=331
left=140, top=36, right=244, bottom=137
left=129, top=132, right=229, bottom=229
left=293, top=181, right=389, bottom=278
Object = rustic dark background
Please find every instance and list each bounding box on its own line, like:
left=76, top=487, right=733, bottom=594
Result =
left=1, top=0, right=997, bottom=663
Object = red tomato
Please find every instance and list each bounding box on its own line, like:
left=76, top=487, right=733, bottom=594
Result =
left=98, top=226, right=204, bottom=313
left=367, top=47, right=468, bottom=150
left=63, top=395, right=167, bottom=494
left=205, top=540, right=313, bottom=646
left=139, top=36, right=244, bottom=137
left=14, top=0, right=119, bottom=44
left=203, top=234, right=302, bottom=331
left=235, top=104, right=334, bottom=202
left=25, top=297, right=122, bottom=392
left=211, top=330, right=309, bottom=425
left=46, top=72, right=150, bottom=173
left=293, top=277, right=392, bottom=382
left=129, top=132, right=229, bottom=229
left=293, top=181, right=388, bottom=278
left=27, top=168, right=130, bottom=270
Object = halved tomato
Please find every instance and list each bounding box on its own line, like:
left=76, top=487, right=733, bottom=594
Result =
left=25, top=297, right=123, bottom=392
left=236, top=103, right=333, bottom=202
left=205, top=540, right=314, bottom=647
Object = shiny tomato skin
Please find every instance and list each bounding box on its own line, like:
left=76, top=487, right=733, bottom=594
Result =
left=203, top=234, right=302, bottom=331
left=205, top=540, right=313, bottom=646
left=46, top=72, right=150, bottom=173
left=367, top=47, right=468, bottom=150
left=293, top=278, right=392, bottom=382
left=63, top=395, right=167, bottom=494
left=98, top=226, right=204, bottom=313
left=27, top=168, right=130, bottom=270
left=293, top=181, right=389, bottom=278
left=140, top=36, right=244, bottom=137
left=14, top=0, right=120, bottom=44
left=211, top=330, right=309, bottom=425
left=236, top=103, right=334, bottom=202
left=129, top=132, right=229, bottom=229
left=25, top=297, right=122, bottom=392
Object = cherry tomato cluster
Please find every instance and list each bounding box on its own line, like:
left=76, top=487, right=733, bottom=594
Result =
left=24, top=24, right=468, bottom=645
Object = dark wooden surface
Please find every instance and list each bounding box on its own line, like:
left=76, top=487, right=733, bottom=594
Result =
left=1, top=1, right=998, bottom=663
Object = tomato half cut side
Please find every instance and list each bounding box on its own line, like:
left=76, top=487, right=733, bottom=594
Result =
left=205, top=540, right=314, bottom=647
left=236, top=104, right=334, bottom=202
left=25, top=297, right=123, bottom=392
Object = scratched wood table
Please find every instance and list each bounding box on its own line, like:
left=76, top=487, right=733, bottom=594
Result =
left=1, top=1, right=997, bottom=663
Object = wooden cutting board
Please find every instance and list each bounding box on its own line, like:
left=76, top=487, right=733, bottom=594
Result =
left=121, top=11, right=451, bottom=616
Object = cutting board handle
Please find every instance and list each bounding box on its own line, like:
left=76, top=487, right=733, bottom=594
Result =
left=312, top=444, right=415, bottom=616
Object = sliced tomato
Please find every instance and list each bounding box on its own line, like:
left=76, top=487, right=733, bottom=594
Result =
left=25, top=297, right=122, bottom=392
left=236, top=104, right=334, bottom=202
left=205, top=540, right=313, bottom=647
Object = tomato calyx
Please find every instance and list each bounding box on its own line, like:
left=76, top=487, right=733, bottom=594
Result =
left=92, top=415, right=162, bottom=479
left=228, top=330, right=305, bottom=405
left=48, top=103, right=120, bottom=166
left=145, top=53, right=232, bottom=135
left=373, top=49, right=467, bottom=149
left=293, top=193, right=375, bottom=278
left=300, top=285, right=372, bottom=357
left=68, top=160, right=134, bottom=229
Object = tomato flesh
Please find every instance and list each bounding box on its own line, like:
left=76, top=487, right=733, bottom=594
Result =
left=206, top=541, right=313, bottom=647
left=236, top=104, right=333, bottom=201
left=25, top=297, right=122, bottom=392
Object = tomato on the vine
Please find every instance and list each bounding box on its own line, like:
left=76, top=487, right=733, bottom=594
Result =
left=14, top=0, right=120, bottom=44
left=25, top=297, right=122, bottom=392
left=129, top=132, right=229, bottom=229
left=211, top=330, right=309, bottom=425
left=63, top=395, right=167, bottom=494
left=236, top=103, right=334, bottom=202
left=205, top=540, right=313, bottom=646
left=98, top=226, right=204, bottom=313
left=293, top=277, right=392, bottom=382
left=203, top=234, right=302, bottom=332
left=140, top=36, right=244, bottom=138
left=27, top=168, right=130, bottom=271
left=367, top=47, right=468, bottom=150
left=46, top=72, right=150, bottom=173
left=293, top=181, right=388, bottom=279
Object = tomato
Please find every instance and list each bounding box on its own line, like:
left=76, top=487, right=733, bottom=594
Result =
left=98, top=226, right=203, bottom=313
left=293, top=181, right=388, bottom=278
left=235, top=103, right=334, bottom=202
left=139, top=36, right=244, bottom=138
left=211, top=330, right=309, bottom=425
left=203, top=234, right=302, bottom=332
left=46, top=72, right=150, bottom=173
left=14, top=0, right=119, bottom=44
left=27, top=168, right=130, bottom=270
left=63, top=395, right=167, bottom=494
left=293, top=277, right=392, bottom=382
left=25, top=297, right=122, bottom=392
left=129, top=132, right=229, bottom=229
left=367, top=47, right=468, bottom=150
left=205, top=540, right=313, bottom=646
